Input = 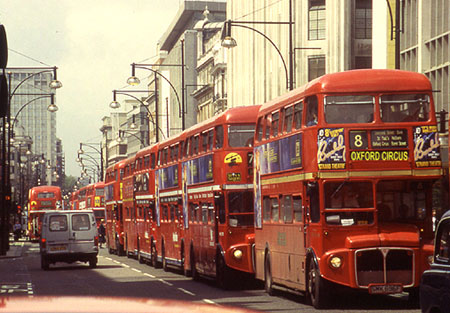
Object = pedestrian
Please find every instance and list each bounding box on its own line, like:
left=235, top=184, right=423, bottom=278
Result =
left=98, top=220, right=106, bottom=248
left=13, top=220, right=22, bottom=241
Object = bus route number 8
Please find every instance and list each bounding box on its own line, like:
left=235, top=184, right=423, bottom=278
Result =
left=349, top=131, right=368, bottom=150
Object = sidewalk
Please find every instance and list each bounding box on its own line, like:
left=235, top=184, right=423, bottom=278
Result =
left=0, top=237, right=26, bottom=259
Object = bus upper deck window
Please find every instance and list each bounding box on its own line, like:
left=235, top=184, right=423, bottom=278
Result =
left=380, top=94, right=429, bottom=123
left=325, top=95, right=374, bottom=124
left=228, top=124, right=255, bottom=147
left=271, top=112, right=279, bottom=137
left=215, top=125, right=223, bottom=149
left=264, top=114, right=271, bottom=139
left=284, top=106, right=294, bottom=132
left=294, top=102, right=303, bottom=129
left=256, top=117, right=264, bottom=142
left=306, top=96, right=318, bottom=126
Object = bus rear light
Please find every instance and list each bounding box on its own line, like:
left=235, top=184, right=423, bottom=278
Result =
left=94, top=236, right=99, bottom=246
left=329, top=255, right=343, bottom=269
left=233, top=249, right=243, bottom=260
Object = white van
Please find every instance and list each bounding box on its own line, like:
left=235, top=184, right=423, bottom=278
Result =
left=40, top=210, right=99, bottom=270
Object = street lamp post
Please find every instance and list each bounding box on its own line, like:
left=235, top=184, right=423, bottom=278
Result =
left=110, top=89, right=165, bottom=144
left=221, top=0, right=294, bottom=90
left=1, top=66, right=61, bottom=254
left=78, top=143, right=103, bottom=181
left=127, top=41, right=186, bottom=132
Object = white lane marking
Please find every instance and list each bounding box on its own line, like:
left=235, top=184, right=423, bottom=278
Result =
left=131, top=268, right=142, bottom=273
left=144, top=273, right=155, bottom=278
left=158, top=279, right=173, bottom=286
left=178, top=288, right=195, bottom=296
left=203, top=299, right=216, bottom=305
left=121, top=263, right=130, bottom=268
left=105, top=257, right=113, bottom=261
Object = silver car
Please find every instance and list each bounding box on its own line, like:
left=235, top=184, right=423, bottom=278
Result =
left=40, top=210, right=99, bottom=270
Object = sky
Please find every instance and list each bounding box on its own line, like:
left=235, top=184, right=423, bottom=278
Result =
left=0, top=0, right=183, bottom=177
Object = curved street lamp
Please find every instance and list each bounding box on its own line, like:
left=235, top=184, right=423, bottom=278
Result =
left=78, top=143, right=103, bottom=181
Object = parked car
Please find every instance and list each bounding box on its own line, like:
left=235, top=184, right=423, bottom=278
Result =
left=40, top=210, right=99, bottom=270
left=419, top=210, right=450, bottom=313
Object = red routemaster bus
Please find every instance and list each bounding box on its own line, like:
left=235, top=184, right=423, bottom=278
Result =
left=122, top=156, right=138, bottom=257
left=133, top=144, right=158, bottom=264
left=78, top=182, right=106, bottom=226
left=181, top=106, right=260, bottom=287
left=253, top=69, right=443, bottom=308
left=154, top=134, right=186, bottom=272
left=69, top=190, right=79, bottom=210
left=27, top=185, right=62, bottom=241
left=105, top=160, right=126, bottom=255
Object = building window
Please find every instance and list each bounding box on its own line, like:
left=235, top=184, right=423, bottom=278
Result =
left=355, top=56, right=372, bottom=69
left=308, top=56, right=326, bottom=81
left=308, top=0, right=326, bottom=40
left=355, top=0, right=372, bottom=39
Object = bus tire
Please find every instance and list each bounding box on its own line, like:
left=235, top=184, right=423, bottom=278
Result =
left=89, top=256, right=97, bottom=268
left=264, top=253, right=273, bottom=296
left=152, top=244, right=161, bottom=269
left=190, top=246, right=199, bottom=281
left=162, top=243, right=168, bottom=272
left=41, top=255, right=49, bottom=270
left=216, top=253, right=231, bottom=290
left=307, top=259, right=328, bottom=309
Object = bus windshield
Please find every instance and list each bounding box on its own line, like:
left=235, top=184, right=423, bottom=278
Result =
left=228, top=191, right=253, bottom=227
left=380, top=94, right=430, bottom=123
left=376, top=180, right=430, bottom=222
left=325, top=95, right=374, bottom=124
left=228, top=124, right=255, bottom=147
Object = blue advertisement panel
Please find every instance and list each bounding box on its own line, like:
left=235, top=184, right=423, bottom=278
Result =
left=182, top=155, right=214, bottom=186
left=181, top=163, right=189, bottom=229
left=155, top=170, right=161, bottom=227
left=414, top=126, right=441, bottom=167
left=105, top=185, right=114, bottom=201
left=160, top=165, right=178, bottom=190
left=254, top=146, right=263, bottom=228
left=317, top=128, right=346, bottom=170
left=258, top=133, right=303, bottom=175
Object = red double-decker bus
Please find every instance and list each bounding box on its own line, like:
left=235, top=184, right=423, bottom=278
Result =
left=69, top=190, right=79, bottom=210
left=253, top=69, right=443, bottom=308
left=181, top=106, right=260, bottom=287
left=27, top=185, right=62, bottom=242
left=154, top=134, right=186, bottom=272
left=105, top=160, right=126, bottom=255
left=122, top=156, right=138, bottom=257
left=133, top=144, right=158, bottom=264
left=78, top=182, right=106, bottom=226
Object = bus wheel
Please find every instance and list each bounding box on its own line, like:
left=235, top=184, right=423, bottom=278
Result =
left=307, top=259, right=328, bottom=309
left=216, top=253, right=231, bottom=290
left=162, top=244, right=168, bottom=272
left=264, top=254, right=273, bottom=296
left=190, top=247, right=199, bottom=281
left=41, top=255, right=49, bottom=270
left=152, top=244, right=161, bottom=269
left=89, top=256, right=97, bottom=268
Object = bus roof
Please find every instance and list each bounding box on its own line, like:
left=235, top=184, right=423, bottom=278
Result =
left=258, top=69, right=432, bottom=115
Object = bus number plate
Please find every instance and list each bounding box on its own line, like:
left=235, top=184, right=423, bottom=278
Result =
left=368, top=284, right=402, bottom=294
left=227, top=173, right=241, bottom=182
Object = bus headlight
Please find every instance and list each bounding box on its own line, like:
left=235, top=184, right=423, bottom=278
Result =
left=329, top=256, right=342, bottom=268
left=233, top=249, right=243, bottom=260
left=427, top=255, right=434, bottom=265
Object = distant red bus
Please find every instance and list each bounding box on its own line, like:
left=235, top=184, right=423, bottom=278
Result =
left=122, top=156, right=137, bottom=257
left=105, top=160, right=126, bottom=255
left=253, top=69, right=443, bottom=308
left=27, top=185, right=62, bottom=241
left=180, top=106, right=260, bottom=287
left=78, top=182, right=106, bottom=226
left=69, top=190, right=79, bottom=210
left=133, top=144, right=158, bottom=264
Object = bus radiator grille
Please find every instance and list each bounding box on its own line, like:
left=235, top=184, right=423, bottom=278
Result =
left=355, top=248, right=413, bottom=287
